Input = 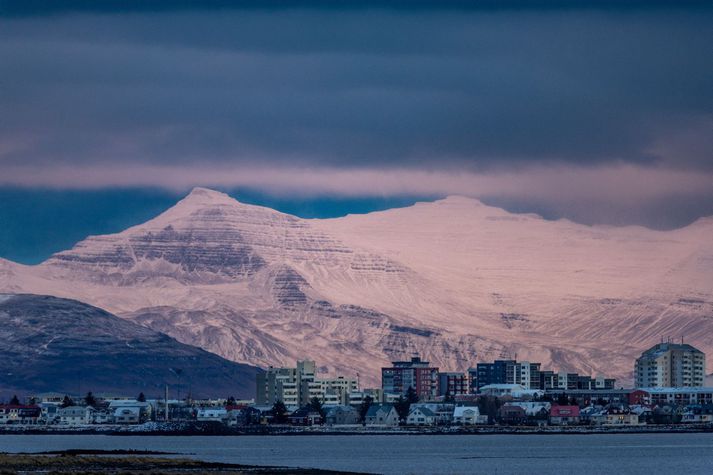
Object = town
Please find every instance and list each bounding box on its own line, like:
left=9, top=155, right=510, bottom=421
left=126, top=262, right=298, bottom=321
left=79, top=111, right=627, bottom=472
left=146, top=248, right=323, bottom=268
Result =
left=1, top=341, right=711, bottom=431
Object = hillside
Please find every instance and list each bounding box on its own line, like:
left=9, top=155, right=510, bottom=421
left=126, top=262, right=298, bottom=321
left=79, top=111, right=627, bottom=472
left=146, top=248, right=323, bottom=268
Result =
left=0, top=294, right=261, bottom=398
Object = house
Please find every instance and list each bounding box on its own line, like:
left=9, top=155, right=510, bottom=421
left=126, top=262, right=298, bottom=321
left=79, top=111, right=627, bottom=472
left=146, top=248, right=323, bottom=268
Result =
left=325, top=405, right=360, bottom=426
left=406, top=407, right=437, bottom=426
left=114, top=406, right=141, bottom=424
left=108, top=400, right=150, bottom=422
left=196, top=407, right=228, bottom=422
left=39, top=403, right=61, bottom=424
left=409, top=403, right=454, bottom=425
left=579, top=405, right=604, bottom=424
left=549, top=405, right=580, bottom=425
left=226, top=406, right=261, bottom=426
left=0, top=405, right=42, bottom=425
left=91, top=409, right=113, bottom=424
left=681, top=404, right=713, bottom=424
left=498, top=405, right=526, bottom=425
left=288, top=407, right=322, bottom=426
left=591, top=411, right=641, bottom=426
left=59, top=406, right=95, bottom=425
left=365, top=404, right=399, bottom=427
left=452, top=406, right=487, bottom=425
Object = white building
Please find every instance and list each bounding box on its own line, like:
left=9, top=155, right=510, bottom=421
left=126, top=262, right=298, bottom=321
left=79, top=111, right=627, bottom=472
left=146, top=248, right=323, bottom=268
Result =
left=196, top=407, right=228, bottom=422
left=452, top=406, right=488, bottom=425
left=635, top=342, right=706, bottom=388
left=406, top=407, right=437, bottom=426
left=58, top=406, right=95, bottom=425
left=256, top=360, right=358, bottom=407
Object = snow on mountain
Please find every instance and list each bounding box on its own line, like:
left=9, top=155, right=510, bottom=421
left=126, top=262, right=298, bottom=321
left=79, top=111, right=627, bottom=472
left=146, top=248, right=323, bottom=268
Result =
left=1, top=187, right=711, bottom=386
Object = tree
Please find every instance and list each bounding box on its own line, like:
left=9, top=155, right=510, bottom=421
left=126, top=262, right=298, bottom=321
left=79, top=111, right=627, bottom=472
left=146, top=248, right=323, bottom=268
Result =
left=9, top=395, right=20, bottom=405
left=358, top=395, right=374, bottom=423
left=27, top=396, right=37, bottom=405
left=477, top=396, right=501, bottom=424
left=137, top=392, right=146, bottom=402
left=557, top=393, right=569, bottom=406
left=271, top=400, right=288, bottom=424
left=226, top=396, right=237, bottom=406
left=84, top=392, right=97, bottom=407
left=394, top=395, right=411, bottom=422
left=405, top=386, right=419, bottom=404
left=308, top=397, right=326, bottom=421
left=61, top=395, right=74, bottom=408
left=444, top=390, right=455, bottom=404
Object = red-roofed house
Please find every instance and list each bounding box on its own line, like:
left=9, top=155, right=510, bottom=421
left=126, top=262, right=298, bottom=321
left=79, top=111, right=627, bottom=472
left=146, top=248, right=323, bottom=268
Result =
left=549, top=405, right=580, bottom=425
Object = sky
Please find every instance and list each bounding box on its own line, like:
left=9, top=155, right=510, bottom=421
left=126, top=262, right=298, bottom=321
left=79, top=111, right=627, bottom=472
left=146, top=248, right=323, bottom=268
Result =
left=0, top=1, right=712, bottom=263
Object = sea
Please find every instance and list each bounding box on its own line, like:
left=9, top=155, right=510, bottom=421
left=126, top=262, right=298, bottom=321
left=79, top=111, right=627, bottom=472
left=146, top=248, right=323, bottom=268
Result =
left=1, top=433, right=713, bottom=474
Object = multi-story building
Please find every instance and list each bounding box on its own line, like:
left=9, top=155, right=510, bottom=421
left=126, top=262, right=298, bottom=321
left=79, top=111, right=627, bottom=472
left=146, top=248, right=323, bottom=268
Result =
left=506, top=362, right=541, bottom=390
left=438, top=372, right=468, bottom=397
left=382, top=356, right=439, bottom=400
left=472, top=360, right=515, bottom=390
left=319, top=377, right=359, bottom=405
left=256, top=360, right=359, bottom=407
left=635, top=342, right=706, bottom=388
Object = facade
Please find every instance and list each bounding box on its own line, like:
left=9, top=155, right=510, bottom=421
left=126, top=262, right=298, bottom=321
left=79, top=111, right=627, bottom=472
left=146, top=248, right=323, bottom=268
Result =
left=0, top=405, right=41, bottom=424
left=325, top=405, right=360, bottom=425
left=320, top=377, right=359, bottom=405
left=452, top=406, right=487, bottom=425
left=549, top=405, right=581, bottom=425
left=506, top=361, right=542, bottom=390
left=365, top=404, right=400, bottom=426
left=473, top=360, right=515, bottom=390
left=591, top=411, right=641, bottom=426
left=406, top=407, right=437, bottom=426
left=635, top=342, right=706, bottom=388
left=381, top=356, right=439, bottom=400
left=58, top=406, right=95, bottom=425
left=257, top=361, right=359, bottom=407
left=196, top=407, right=228, bottom=422
left=639, top=387, right=713, bottom=406
left=438, top=372, right=468, bottom=397
left=113, top=407, right=141, bottom=424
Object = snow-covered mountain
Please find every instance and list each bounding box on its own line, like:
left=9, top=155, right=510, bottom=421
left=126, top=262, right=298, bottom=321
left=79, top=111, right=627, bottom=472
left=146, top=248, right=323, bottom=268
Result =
left=2, top=187, right=712, bottom=386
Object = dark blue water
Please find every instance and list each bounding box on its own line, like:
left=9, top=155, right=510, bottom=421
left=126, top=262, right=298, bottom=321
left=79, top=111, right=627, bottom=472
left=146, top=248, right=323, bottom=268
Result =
left=1, top=433, right=712, bottom=474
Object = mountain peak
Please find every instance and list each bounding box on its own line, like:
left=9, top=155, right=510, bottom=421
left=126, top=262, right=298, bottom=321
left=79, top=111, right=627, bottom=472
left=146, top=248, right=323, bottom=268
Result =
left=183, top=187, right=234, bottom=203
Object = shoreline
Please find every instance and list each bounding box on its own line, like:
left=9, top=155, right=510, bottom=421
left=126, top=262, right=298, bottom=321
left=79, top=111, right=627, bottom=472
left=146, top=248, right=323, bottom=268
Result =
left=0, top=450, right=363, bottom=474
left=1, top=422, right=711, bottom=436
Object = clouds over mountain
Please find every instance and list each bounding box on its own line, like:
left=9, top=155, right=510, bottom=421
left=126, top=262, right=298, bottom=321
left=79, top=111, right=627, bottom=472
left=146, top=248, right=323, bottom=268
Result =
left=0, top=1, right=711, bottom=225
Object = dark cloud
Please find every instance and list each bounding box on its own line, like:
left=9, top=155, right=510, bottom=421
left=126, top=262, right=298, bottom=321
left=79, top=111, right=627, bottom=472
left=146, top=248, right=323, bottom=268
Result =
left=0, top=2, right=711, bottom=234
left=1, top=5, right=711, bottom=172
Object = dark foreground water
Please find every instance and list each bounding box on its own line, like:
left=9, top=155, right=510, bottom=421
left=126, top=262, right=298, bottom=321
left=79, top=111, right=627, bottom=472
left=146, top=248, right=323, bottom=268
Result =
left=1, top=433, right=713, bottom=474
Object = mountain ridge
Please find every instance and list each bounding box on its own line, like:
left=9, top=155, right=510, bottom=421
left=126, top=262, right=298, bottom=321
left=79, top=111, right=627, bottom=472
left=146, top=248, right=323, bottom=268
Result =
left=1, top=188, right=711, bottom=387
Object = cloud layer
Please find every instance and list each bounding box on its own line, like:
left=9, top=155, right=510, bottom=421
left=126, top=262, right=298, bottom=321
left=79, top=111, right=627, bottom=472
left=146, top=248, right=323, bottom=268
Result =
left=0, top=2, right=711, bottom=227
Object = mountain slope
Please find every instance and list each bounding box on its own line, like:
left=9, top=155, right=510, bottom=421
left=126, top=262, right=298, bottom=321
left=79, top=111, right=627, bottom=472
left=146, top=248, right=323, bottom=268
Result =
left=0, top=294, right=261, bottom=398
left=1, top=188, right=711, bottom=386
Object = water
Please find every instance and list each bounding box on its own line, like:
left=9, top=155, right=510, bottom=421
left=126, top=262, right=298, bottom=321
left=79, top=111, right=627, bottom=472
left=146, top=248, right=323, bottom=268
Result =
left=1, top=433, right=713, bottom=474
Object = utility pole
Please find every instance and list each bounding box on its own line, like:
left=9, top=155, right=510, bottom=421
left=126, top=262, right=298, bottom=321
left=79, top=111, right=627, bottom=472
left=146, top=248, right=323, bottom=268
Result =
left=164, top=384, right=169, bottom=421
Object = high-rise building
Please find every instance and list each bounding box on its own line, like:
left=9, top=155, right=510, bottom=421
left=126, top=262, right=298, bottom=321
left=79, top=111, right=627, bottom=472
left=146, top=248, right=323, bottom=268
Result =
left=382, top=356, right=439, bottom=400
left=635, top=342, right=706, bottom=388
left=256, top=360, right=358, bottom=407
